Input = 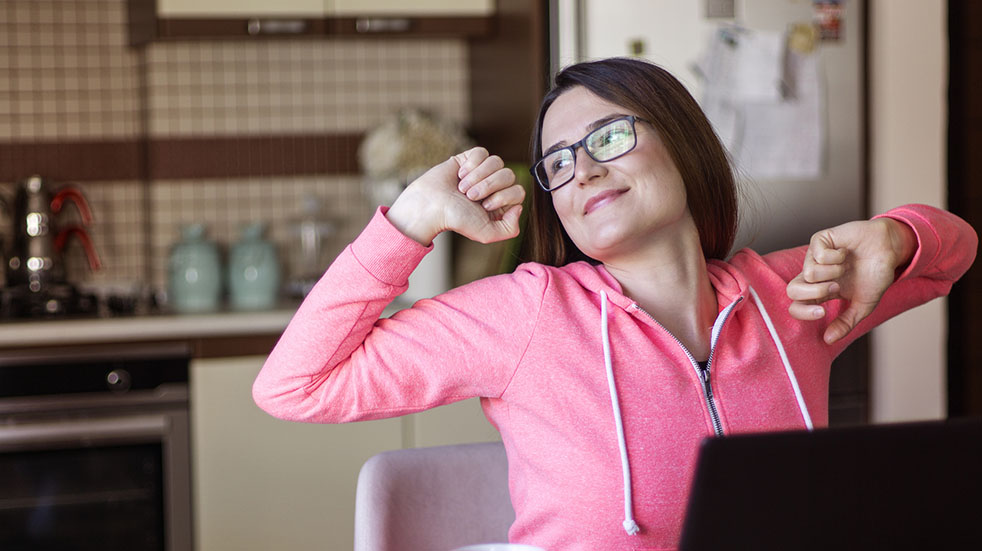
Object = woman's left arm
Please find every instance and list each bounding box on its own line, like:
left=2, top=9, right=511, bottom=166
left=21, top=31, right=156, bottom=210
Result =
left=785, top=204, right=978, bottom=344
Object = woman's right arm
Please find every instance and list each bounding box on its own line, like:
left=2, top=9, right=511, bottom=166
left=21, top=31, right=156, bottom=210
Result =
left=252, top=148, right=530, bottom=423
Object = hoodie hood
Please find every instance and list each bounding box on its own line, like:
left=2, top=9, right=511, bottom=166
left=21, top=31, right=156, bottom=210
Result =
left=559, top=258, right=754, bottom=317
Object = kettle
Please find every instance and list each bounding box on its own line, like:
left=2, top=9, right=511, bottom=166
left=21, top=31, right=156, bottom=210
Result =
left=7, top=175, right=101, bottom=292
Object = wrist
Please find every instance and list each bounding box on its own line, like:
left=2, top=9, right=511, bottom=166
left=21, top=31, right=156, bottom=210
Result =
left=386, top=188, right=442, bottom=246
left=885, top=218, right=917, bottom=270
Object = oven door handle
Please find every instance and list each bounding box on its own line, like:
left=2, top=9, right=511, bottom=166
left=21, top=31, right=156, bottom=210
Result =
left=0, top=414, right=171, bottom=448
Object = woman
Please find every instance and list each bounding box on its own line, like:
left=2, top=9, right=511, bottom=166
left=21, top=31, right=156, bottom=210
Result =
left=254, top=58, right=977, bottom=550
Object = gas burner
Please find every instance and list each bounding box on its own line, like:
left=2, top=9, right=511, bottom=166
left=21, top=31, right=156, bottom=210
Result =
left=0, top=283, right=98, bottom=319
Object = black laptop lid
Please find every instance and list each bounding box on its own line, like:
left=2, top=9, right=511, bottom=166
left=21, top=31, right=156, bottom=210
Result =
left=678, top=418, right=982, bottom=551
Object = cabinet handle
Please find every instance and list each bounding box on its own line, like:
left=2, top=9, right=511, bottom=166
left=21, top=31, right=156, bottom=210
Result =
left=247, top=19, right=308, bottom=35
left=354, top=18, right=411, bottom=33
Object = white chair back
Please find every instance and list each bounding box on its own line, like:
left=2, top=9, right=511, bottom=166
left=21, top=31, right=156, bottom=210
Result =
left=353, top=441, right=514, bottom=551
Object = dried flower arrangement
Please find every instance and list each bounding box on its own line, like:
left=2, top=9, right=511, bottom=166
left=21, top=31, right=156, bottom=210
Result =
left=358, top=109, right=473, bottom=206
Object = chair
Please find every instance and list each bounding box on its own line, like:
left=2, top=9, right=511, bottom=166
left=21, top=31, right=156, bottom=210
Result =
left=353, top=441, right=514, bottom=551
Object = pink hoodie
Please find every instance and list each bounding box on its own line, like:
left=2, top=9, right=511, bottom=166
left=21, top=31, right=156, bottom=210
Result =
left=254, top=203, right=976, bottom=550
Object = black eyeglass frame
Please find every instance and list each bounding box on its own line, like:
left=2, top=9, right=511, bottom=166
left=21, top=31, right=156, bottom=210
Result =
left=530, top=115, right=645, bottom=192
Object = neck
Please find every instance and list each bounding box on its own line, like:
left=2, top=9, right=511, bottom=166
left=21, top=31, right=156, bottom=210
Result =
left=601, top=224, right=718, bottom=361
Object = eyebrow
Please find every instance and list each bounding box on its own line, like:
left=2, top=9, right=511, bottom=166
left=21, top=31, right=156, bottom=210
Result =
left=542, top=113, right=632, bottom=157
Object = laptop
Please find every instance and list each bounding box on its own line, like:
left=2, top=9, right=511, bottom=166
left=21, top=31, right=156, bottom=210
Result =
left=678, top=418, right=982, bottom=551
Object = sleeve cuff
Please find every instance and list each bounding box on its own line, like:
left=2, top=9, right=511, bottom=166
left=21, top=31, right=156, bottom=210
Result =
left=873, top=205, right=941, bottom=282
left=349, top=206, right=433, bottom=287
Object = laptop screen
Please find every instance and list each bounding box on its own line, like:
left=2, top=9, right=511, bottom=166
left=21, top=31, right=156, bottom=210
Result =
left=678, top=418, right=982, bottom=551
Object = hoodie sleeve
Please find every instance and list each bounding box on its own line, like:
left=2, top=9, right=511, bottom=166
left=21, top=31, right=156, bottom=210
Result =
left=757, top=204, right=977, bottom=354
left=252, top=207, right=545, bottom=423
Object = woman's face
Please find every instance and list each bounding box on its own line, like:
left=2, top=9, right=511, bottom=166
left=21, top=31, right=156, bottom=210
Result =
left=541, top=86, right=691, bottom=263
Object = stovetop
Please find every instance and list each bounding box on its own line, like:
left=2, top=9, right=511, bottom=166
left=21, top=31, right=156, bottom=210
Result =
left=0, top=283, right=146, bottom=320
left=1, top=284, right=95, bottom=319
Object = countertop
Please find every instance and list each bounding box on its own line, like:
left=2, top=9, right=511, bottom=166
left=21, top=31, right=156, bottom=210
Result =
left=0, top=300, right=409, bottom=352
left=0, top=307, right=298, bottom=349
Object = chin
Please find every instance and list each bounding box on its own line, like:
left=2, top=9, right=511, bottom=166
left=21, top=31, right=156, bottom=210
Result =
left=577, top=242, right=622, bottom=264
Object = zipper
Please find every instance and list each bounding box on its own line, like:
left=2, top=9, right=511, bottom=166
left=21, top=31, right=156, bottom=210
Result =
left=633, top=297, right=742, bottom=437
left=696, top=361, right=723, bottom=436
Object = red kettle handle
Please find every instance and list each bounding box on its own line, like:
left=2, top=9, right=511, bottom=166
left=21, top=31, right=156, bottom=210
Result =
left=50, top=187, right=93, bottom=225
left=54, top=225, right=102, bottom=271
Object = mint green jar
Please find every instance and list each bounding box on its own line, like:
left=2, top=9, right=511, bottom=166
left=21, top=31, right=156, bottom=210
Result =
left=227, top=222, right=281, bottom=310
left=168, top=224, right=222, bottom=313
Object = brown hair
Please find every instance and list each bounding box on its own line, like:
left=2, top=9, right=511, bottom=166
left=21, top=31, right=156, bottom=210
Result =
left=520, top=57, right=737, bottom=266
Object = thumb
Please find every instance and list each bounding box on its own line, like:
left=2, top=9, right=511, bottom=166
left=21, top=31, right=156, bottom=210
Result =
left=472, top=205, right=522, bottom=244
left=811, top=232, right=848, bottom=265
left=823, top=300, right=876, bottom=344
left=499, top=204, right=523, bottom=237
left=478, top=204, right=523, bottom=244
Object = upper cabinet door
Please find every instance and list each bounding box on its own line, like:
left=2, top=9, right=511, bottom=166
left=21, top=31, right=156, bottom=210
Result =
left=158, top=0, right=326, bottom=17
left=140, top=0, right=496, bottom=42
left=329, top=0, right=494, bottom=16
left=157, top=0, right=494, bottom=17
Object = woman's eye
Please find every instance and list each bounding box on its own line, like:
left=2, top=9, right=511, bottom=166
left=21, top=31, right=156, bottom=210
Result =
left=601, top=128, right=628, bottom=145
left=549, top=154, right=572, bottom=174
left=591, top=130, right=619, bottom=151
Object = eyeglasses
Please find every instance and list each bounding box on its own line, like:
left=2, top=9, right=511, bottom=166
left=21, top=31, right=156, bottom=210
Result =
left=531, top=115, right=644, bottom=192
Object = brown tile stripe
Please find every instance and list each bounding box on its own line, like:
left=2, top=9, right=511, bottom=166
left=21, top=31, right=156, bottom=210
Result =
left=0, top=134, right=362, bottom=182
left=0, top=140, right=144, bottom=183
left=148, top=134, right=362, bottom=179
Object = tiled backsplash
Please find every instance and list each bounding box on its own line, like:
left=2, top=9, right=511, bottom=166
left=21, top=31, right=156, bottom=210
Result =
left=1, top=0, right=470, bottom=295
left=0, top=0, right=142, bottom=141
left=146, top=40, right=468, bottom=136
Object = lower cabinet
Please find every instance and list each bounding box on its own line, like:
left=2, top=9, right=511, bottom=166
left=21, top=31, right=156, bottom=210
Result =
left=190, top=355, right=500, bottom=550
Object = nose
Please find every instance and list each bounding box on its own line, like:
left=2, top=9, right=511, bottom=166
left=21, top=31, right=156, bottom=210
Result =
left=572, top=146, right=606, bottom=186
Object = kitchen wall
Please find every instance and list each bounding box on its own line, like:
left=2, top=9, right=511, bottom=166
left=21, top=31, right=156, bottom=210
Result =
left=868, top=0, right=948, bottom=422
left=0, top=0, right=147, bottom=284
left=0, top=0, right=470, bottom=294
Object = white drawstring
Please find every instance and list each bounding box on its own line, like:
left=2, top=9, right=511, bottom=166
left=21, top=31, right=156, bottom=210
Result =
left=597, top=286, right=811, bottom=537
left=748, top=286, right=814, bottom=430
left=599, top=290, right=640, bottom=536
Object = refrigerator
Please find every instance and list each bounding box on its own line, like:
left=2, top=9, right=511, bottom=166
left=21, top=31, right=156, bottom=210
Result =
left=550, top=0, right=869, bottom=424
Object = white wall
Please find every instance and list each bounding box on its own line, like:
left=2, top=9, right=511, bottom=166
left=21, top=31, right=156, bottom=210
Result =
left=868, top=0, right=949, bottom=422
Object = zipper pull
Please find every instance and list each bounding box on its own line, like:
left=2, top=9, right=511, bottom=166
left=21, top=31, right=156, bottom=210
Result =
left=698, top=362, right=710, bottom=383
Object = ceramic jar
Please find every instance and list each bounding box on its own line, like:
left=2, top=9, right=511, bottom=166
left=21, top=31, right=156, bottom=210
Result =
left=227, top=222, right=280, bottom=310
left=168, top=223, right=222, bottom=313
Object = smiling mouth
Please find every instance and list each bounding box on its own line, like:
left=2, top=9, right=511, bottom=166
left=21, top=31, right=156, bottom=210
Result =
left=584, top=188, right=629, bottom=215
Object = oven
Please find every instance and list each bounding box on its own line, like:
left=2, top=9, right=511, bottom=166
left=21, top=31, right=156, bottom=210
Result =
left=0, top=342, right=192, bottom=550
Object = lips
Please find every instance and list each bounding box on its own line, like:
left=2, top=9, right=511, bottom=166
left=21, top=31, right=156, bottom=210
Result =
left=583, top=188, right=629, bottom=215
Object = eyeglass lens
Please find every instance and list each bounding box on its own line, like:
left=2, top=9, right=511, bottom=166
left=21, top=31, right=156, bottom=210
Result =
left=538, top=118, right=637, bottom=190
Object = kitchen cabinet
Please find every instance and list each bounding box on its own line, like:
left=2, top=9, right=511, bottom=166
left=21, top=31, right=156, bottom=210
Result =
left=156, top=0, right=492, bottom=17
left=191, top=355, right=499, bottom=551
left=331, top=0, right=493, bottom=16
left=132, top=0, right=495, bottom=42
left=327, top=0, right=495, bottom=36
left=158, top=0, right=325, bottom=17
